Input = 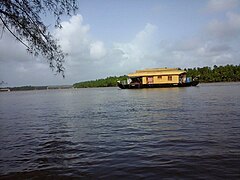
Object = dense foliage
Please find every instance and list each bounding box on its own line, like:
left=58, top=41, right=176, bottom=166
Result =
left=0, top=0, right=77, bottom=76
left=186, top=64, right=240, bottom=83
left=73, top=76, right=127, bottom=88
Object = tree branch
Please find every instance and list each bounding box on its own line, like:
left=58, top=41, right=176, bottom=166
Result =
left=0, top=15, right=30, bottom=49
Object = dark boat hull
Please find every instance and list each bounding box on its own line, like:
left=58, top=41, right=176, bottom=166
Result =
left=117, top=81, right=199, bottom=89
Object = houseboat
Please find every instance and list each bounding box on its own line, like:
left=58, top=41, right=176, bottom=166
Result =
left=0, top=88, right=10, bottom=92
left=117, top=68, right=199, bottom=89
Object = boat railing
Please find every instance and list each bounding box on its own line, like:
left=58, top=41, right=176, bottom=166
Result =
left=122, top=80, right=128, bottom=85
left=117, top=80, right=128, bottom=85
left=193, top=75, right=200, bottom=81
left=117, top=78, right=133, bottom=85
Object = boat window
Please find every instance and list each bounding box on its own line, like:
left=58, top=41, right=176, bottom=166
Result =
left=168, top=76, right=172, bottom=81
left=158, top=76, right=162, bottom=79
left=147, top=77, right=153, bottom=84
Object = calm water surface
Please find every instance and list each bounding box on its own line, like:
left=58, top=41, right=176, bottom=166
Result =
left=0, top=83, right=240, bottom=179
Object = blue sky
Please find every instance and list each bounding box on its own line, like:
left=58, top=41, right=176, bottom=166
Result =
left=78, top=0, right=205, bottom=42
left=1, top=0, right=240, bottom=86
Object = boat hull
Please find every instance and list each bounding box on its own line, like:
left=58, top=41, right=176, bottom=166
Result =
left=117, top=81, right=199, bottom=89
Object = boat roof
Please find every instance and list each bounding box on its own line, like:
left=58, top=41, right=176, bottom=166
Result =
left=128, top=68, right=186, bottom=77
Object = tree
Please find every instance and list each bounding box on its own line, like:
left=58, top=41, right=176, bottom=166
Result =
left=0, top=80, right=8, bottom=88
left=186, top=64, right=240, bottom=83
left=0, top=0, right=78, bottom=77
left=0, top=80, right=7, bottom=86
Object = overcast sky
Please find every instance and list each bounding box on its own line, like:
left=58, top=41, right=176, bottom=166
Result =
left=1, top=0, right=240, bottom=86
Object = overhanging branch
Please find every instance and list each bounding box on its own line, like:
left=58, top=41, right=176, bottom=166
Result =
left=0, top=16, right=30, bottom=49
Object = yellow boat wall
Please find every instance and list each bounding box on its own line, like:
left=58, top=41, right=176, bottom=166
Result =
left=128, top=68, right=186, bottom=85
left=142, top=75, right=179, bottom=84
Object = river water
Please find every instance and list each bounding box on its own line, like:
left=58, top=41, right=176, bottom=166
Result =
left=0, top=83, right=240, bottom=179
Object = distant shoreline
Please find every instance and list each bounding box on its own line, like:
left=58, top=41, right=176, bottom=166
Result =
left=0, top=85, right=73, bottom=92
left=2, top=81, right=240, bottom=92
left=1, top=65, right=240, bottom=90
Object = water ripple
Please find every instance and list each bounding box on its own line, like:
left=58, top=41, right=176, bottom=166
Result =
left=0, top=84, right=240, bottom=179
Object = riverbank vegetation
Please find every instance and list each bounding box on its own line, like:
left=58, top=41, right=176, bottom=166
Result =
left=73, top=76, right=127, bottom=88
left=73, top=64, right=240, bottom=88
left=186, top=64, right=240, bottom=83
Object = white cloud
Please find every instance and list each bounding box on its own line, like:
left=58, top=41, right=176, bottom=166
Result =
left=90, top=41, right=106, bottom=59
left=56, top=16, right=240, bottom=78
left=206, top=0, right=238, bottom=12
left=113, top=23, right=159, bottom=71
left=206, top=12, right=240, bottom=40
left=55, top=14, right=106, bottom=62
left=54, top=14, right=90, bottom=62
left=1, top=12, right=240, bottom=86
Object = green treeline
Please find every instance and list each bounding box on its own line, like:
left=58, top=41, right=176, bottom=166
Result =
left=73, top=64, right=240, bottom=88
left=9, top=86, right=48, bottom=91
left=186, top=64, right=240, bottom=83
left=73, top=76, right=127, bottom=88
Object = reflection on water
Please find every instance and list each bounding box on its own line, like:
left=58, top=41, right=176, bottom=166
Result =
left=0, top=83, right=240, bottom=179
